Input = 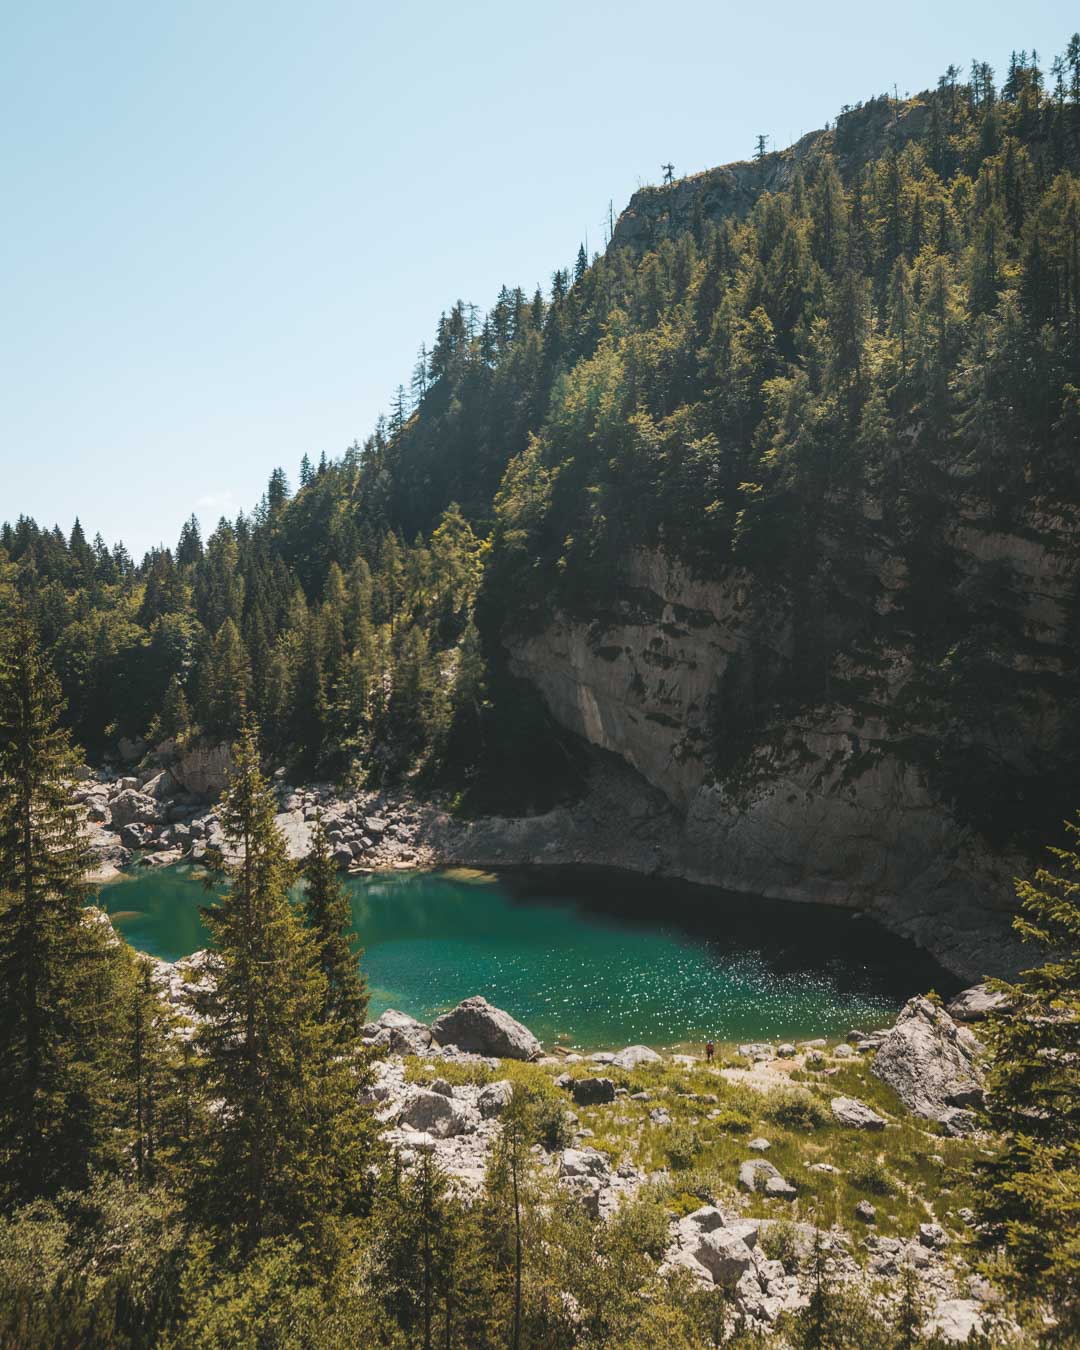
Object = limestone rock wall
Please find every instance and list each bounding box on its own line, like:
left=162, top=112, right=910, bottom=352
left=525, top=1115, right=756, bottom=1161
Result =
left=508, top=511, right=1078, bottom=979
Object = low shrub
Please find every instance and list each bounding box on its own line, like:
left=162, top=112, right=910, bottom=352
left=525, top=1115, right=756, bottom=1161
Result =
left=763, top=1089, right=829, bottom=1131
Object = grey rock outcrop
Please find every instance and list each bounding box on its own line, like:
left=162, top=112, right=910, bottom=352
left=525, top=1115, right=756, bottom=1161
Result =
left=610, top=1044, right=662, bottom=1070
left=872, top=997, right=985, bottom=1120
left=694, top=1229, right=755, bottom=1287
left=431, top=996, right=540, bottom=1060
left=173, top=742, right=234, bottom=799
left=571, top=1077, right=616, bottom=1106
left=363, top=1009, right=433, bottom=1056
left=110, top=790, right=163, bottom=828
left=946, top=983, right=1011, bottom=1022
left=738, top=1159, right=796, bottom=1199
left=399, top=1090, right=475, bottom=1139
left=505, top=533, right=1061, bottom=979
left=477, top=1080, right=514, bottom=1118
left=831, top=1096, right=886, bottom=1130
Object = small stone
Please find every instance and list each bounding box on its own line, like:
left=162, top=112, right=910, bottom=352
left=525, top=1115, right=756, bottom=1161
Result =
left=749, top=1137, right=771, bottom=1151
left=855, top=1200, right=877, bottom=1223
left=649, top=1107, right=672, bottom=1125
left=832, top=1044, right=854, bottom=1059
left=739, top=1159, right=796, bottom=1199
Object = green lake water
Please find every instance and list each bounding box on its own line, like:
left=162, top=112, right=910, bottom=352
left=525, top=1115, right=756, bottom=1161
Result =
left=99, top=865, right=954, bottom=1049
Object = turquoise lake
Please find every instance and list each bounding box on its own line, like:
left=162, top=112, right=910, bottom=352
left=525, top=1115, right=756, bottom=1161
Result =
left=99, top=865, right=953, bottom=1049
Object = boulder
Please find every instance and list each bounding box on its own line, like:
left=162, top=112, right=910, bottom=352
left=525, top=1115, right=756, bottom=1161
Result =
left=120, top=822, right=149, bottom=850
left=173, top=742, right=234, bottom=799
left=558, top=1147, right=610, bottom=1179
left=919, top=1222, right=949, bottom=1249
left=738, top=1043, right=773, bottom=1061
left=110, top=790, right=163, bottom=828
left=610, top=1044, right=662, bottom=1070
left=399, top=1090, right=474, bottom=1139
left=141, top=769, right=178, bottom=801
left=86, top=801, right=110, bottom=823
left=777, top=1043, right=796, bottom=1058
left=925, top=1299, right=984, bottom=1343
left=749, top=1137, right=771, bottom=1151
left=939, top=1106, right=979, bottom=1137
left=694, top=1229, right=754, bottom=1287
left=333, top=846, right=354, bottom=869
left=431, top=995, right=540, bottom=1060
left=477, top=1080, right=514, bottom=1118
left=364, top=816, right=389, bottom=840
left=362, top=1009, right=433, bottom=1056
left=830, top=1096, right=886, bottom=1130
left=855, top=1200, right=877, bottom=1223
left=571, top=1077, right=616, bottom=1106
left=946, top=984, right=1011, bottom=1022
left=871, top=997, right=984, bottom=1120
left=683, top=1205, right=726, bottom=1234
left=738, top=1159, right=796, bottom=1199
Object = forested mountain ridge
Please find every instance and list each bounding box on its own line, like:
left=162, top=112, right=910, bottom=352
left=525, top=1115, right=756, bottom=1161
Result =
left=5, top=41, right=1080, bottom=970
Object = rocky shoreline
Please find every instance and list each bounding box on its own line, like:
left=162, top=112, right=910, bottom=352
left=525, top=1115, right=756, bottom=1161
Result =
left=77, top=748, right=1008, bottom=984
left=142, top=964, right=1005, bottom=1343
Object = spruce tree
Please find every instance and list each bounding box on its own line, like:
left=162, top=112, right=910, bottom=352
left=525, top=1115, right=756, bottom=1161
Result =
left=0, top=613, right=125, bottom=1203
left=191, top=721, right=372, bottom=1255
left=973, top=810, right=1080, bottom=1334
left=302, top=813, right=368, bottom=1036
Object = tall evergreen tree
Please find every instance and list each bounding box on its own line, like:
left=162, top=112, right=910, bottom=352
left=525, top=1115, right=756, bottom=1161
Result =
left=0, top=614, right=125, bottom=1203
left=973, top=809, right=1080, bottom=1334
left=302, top=813, right=369, bottom=1035
left=191, top=722, right=372, bottom=1255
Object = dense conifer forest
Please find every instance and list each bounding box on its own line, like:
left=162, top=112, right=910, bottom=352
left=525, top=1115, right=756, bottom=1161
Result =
left=4, top=41, right=1080, bottom=829
left=2, top=41, right=1080, bottom=1346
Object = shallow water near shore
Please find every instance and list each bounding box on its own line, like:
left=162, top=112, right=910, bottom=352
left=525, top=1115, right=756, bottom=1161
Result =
left=99, top=865, right=954, bottom=1049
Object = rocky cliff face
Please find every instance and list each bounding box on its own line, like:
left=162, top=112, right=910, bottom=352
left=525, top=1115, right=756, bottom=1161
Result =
left=508, top=502, right=1080, bottom=980
left=611, top=97, right=930, bottom=254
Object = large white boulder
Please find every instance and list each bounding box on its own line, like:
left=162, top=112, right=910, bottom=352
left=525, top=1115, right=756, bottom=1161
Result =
left=431, top=995, right=541, bottom=1060
left=871, top=997, right=984, bottom=1120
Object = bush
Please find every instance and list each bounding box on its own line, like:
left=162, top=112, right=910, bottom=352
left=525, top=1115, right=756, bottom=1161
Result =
left=760, top=1219, right=800, bottom=1272
left=847, top=1157, right=894, bottom=1196
left=664, top=1122, right=703, bottom=1172
left=529, top=1094, right=573, bottom=1151
left=763, top=1089, right=829, bottom=1131
left=707, top=1106, right=753, bottom=1133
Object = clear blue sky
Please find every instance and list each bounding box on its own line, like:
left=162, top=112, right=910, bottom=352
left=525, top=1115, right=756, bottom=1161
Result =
left=2, top=0, right=1072, bottom=557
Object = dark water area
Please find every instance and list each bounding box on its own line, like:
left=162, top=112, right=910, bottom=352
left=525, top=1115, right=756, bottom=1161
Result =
left=99, top=864, right=955, bottom=1049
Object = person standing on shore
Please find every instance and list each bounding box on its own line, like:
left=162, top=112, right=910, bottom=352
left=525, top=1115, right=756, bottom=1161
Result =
left=705, top=1040, right=715, bottom=1064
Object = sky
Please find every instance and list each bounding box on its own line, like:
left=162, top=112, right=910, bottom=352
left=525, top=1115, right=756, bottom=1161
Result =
left=1, top=0, right=1073, bottom=557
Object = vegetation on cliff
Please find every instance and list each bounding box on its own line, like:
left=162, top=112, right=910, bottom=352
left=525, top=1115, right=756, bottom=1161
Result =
left=3, top=41, right=1080, bottom=838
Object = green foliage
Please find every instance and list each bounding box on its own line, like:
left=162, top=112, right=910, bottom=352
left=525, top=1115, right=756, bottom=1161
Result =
left=0, top=613, right=133, bottom=1204
left=973, top=808, right=1080, bottom=1335
left=846, top=1156, right=895, bottom=1196
left=301, top=813, right=369, bottom=1036
left=763, top=1088, right=830, bottom=1131
left=189, top=722, right=374, bottom=1258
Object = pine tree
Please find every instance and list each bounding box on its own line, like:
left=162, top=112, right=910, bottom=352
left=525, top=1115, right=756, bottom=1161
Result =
left=973, top=809, right=1080, bottom=1334
left=0, top=613, right=126, bottom=1203
left=190, top=721, right=372, bottom=1255
left=302, top=813, right=368, bottom=1036
left=124, top=955, right=187, bottom=1189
